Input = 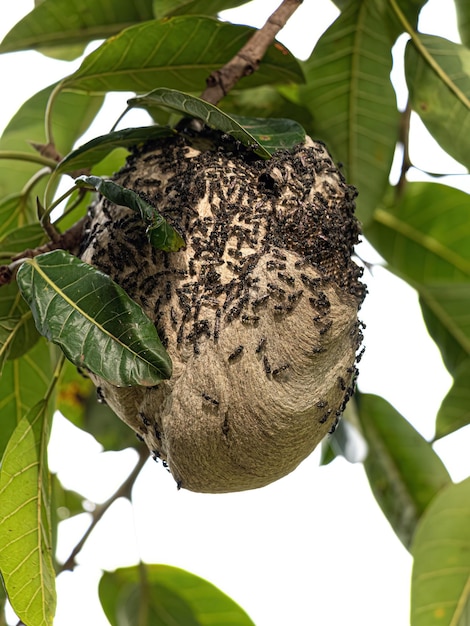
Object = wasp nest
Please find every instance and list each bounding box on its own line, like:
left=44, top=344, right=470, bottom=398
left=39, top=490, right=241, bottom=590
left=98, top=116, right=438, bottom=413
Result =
left=80, top=132, right=365, bottom=493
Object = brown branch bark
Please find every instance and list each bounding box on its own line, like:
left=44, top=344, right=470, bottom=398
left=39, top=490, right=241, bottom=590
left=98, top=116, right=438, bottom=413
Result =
left=0, top=216, right=87, bottom=286
left=200, top=0, right=303, bottom=106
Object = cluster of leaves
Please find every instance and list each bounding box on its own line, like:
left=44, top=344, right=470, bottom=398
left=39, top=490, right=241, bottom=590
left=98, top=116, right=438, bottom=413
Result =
left=0, top=0, right=469, bottom=625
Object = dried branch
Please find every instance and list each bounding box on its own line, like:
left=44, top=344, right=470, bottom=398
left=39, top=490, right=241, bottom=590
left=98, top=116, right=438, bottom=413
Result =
left=200, top=0, right=303, bottom=105
left=59, top=447, right=149, bottom=573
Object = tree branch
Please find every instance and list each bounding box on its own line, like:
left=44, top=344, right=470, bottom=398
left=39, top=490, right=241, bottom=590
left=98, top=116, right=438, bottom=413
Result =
left=200, top=0, right=303, bottom=105
left=59, top=447, right=149, bottom=573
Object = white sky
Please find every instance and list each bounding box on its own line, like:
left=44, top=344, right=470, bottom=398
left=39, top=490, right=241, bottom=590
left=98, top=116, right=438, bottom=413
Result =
left=1, top=2, right=470, bottom=626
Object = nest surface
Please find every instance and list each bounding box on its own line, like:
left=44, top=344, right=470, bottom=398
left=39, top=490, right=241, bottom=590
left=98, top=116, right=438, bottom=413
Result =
left=80, top=132, right=365, bottom=493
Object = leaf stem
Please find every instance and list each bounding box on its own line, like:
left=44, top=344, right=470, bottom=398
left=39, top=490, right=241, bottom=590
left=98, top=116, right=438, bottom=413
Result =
left=43, top=184, right=79, bottom=222
left=390, top=0, right=470, bottom=109
left=53, top=189, right=88, bottom=225
left=45, top=83, right=63, bottom=147
left=0, top=150, right=57, bottom=169
left=58, top=447, right=149, bottom=573
left=46, top=353, right=66, bottom=400
left=200, top=0, right=303, bottom=106
left=20, top=168, right=51, bottom=197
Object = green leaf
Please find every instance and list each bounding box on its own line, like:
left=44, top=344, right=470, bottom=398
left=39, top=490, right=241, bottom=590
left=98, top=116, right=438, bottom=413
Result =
left=0, top=402, right=56, bottom=626
left=128, top=88, right=306, bottom=156
left=57, top=359, right=138, bottom=451
left=435, top=359, right=470, bottom=439
left=405, top=35, right=470, bottom=170
left=57, top=125, right=175, bottom=174
left=384, top=0, right=428, bottom=43
left=0, top=84, right=104, bottom=205
left=0, top=195, right=35, bottom=240
left=220, top=85, right=314, bottom=132
left=0, top=282, right=40, bottom=367
left=128, top=89, right=272, bottom=155
left=60, top=17, right=304, bottom=95
left=153, top=0, right=248, bottom=18
left=366, top=182, right=470, bottom=373
left=419, top=283, right=470, bottom=373
left=366, top=183, right=470, bottom=284
left=357, top=393, right=451, bottom=549
left=0, top=0, right=154, bottom=56
left=0, top=339, right=54, bottom=460
left=411, top=477, right=470, bottom=626
left=299, top=0, right=399, bottom=225
left=76, top=175, right=185, bottom=252
left=16, top=250, right=172, bottom=387
left=455, top=0, right=470, bottom=48
left=99, top=563, right=255, bottom=626
left=0, top=223, right=47, bottom=263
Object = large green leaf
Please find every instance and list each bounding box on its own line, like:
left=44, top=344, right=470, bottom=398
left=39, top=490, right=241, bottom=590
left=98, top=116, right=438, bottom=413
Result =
left=76, top=175, right=185, bottom=251
left=435, top=359, right=470, bottom=439
left=299, top=0, right=399, bottom=225
left=0, top=282, right=40, bottom=368
left=419, top=283, right=470, bottom=373
left=411, top=477, right=470, bottom=626
left=455, top=0, right=470, bottom=48
left=0, top=402, right=56, bottom=626
left=0, top=339, right=54, bottom=459
left=0, top=195, right=35, bottom=240
left=366, top=183, right=470, bottom=284
left=154, top=0, right=248, bottom=18
left=57, top=359, right=137, bottom=451
left=366, top=182, right=470, bottom=373
left=357, top=393, right=451, bottom=549
left=405, top=35, right=470, bottom=170
left=99, top=563, right=255, bottom=626
left=128, top=88, right=306, bottom=156
left=0, top=0, right=154, bottom=56
left=57, top=125, right=175, bottom=174
left=0, top=223, right=47, bottom=263
left=16, top=250, right=172, bottom=387
left=0, top=84, right=103, bottom=205
left=60, top=17, right=303, bottom=95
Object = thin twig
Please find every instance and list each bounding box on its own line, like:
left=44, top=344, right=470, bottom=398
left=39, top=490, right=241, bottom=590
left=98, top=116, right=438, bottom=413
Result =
left=0, top=216, right=87, bottom=286
left=59, top=447, right=149, bottom=573
left=200, top=0, right=303, bottom=106
left=396, top=101, right=412, bottom=197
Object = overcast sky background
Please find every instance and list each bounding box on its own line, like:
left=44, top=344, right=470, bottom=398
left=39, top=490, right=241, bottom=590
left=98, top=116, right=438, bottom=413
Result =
left=1, top=1, right=470, bottom=625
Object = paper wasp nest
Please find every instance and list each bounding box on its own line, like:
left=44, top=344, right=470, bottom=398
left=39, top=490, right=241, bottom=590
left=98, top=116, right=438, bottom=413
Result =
left=80, top=132, right=365, bottom=493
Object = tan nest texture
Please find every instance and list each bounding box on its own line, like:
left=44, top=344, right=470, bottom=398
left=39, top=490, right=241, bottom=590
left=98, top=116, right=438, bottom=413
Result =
left=80, top=132, right=366, bottom=493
